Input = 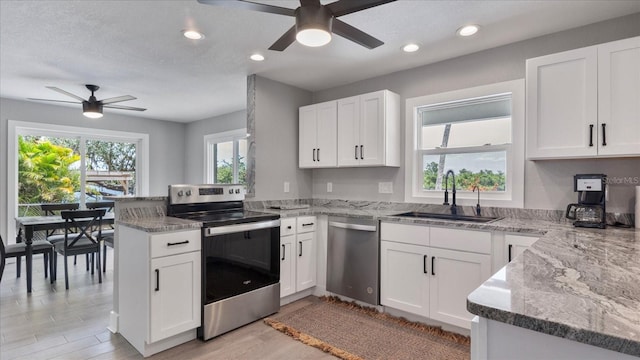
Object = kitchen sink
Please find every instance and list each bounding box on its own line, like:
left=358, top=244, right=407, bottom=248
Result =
left=392, top=212, right=502, bottom=223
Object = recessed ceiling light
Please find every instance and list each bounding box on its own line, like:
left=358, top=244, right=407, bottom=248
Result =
left=250, top=53, right=265, bottom=61
left=457, top=25, right=479, bottom=37
left=183, top=29, right=204, bottom=40
left=402, top=43, right=420, bottom=53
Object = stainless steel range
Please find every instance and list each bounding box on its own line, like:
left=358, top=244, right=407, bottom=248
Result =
left=167, top=184, right=281, bottom=341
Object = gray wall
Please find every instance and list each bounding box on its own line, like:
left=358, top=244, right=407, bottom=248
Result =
left=254, top=76, right=313, bottom=200
left=0, top=97, right=186, bottom=240
left=184, top=110, right=246, bottom=184
left=310, top=13, right=640, bottom=213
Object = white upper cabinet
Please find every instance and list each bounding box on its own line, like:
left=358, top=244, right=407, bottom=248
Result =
left=526, top=36, right=640, bottom=159
left=597, top=37, right=640, bottom=156
left=299, top=101, right=338, bottom=168
left=337, top=90, right=401, bottom=167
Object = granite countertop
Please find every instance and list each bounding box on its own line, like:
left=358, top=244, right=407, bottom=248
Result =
left=467, top=225, right=640, bottom=356
left=117, top=216, right=201, bottom=232
left=105, top=195, right=168, bottom=202
left=115, top=204, right=639, bottom=355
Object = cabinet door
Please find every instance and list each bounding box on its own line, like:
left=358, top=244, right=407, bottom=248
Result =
left=526, top=47, right=598, bottom=159
left=296, top=231, right=316, bottom=291
left=380, top=241, right=430, bottom=317
left=505, top=234, right=539, bottom=264
left=280, top=235, right=296, bottom=297
left=359, top=91, right=385, bottom=166
left=597, top=36, right=640, bottom=156
left=429, top=248, right=491, bottom=329
left=337, top=96, right=361, bottom=166
left=299, top=104, right=317, bottom=168
left=149, top=252, right=201, bottom=343
left=316, top=101, right=338, bottom=167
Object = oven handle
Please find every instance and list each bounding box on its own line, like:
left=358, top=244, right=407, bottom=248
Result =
left=205, top=219, right=281, bottom=237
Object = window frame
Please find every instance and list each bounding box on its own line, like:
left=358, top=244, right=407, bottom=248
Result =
left=404, top=79, right=525, bottom=208
left=204, top=129, right=247, bottom=184
left=7, top=120, right=149, bottom=243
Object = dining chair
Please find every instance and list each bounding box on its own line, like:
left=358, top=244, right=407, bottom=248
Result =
left=54, top=209, right=106, bottom=290
left=86, top=202, right=115, bottom=273
left=41, top=203, right=90, bottom=269
left=0, top=235, right=55, bottom=284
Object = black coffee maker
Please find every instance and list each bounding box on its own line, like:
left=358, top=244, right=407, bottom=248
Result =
left=565, top=174, right=607, bottom=228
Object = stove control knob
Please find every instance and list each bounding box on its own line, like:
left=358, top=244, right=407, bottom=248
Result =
left=177, top=190, right=184, bottom=197
left=235, top=189, right=240, bottom=194
left=229, top=189, right=234, bottom=194
left=186, top=190, right=192, bottom=196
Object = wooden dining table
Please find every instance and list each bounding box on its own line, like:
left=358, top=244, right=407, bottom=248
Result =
left=15, top=213, right=115, bottom=293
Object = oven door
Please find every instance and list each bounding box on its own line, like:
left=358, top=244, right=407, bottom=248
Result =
left=202, top=219, right=280, bottom=305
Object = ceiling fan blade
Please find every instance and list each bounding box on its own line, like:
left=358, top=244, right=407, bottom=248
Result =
left=268, top=26, right=297, bottom=51
left=327, top=0, right=396, bottom=17
left=100, top=95, right=136, bottom=104
left=332, top=19, right=384, bottom=49
left=197, top=0, right=295, bottom=17
left=27, top=98, right=81, bottom=104
left=45, top=86, right=86, bottom=102
left=103, top=104, right=147, bottom=111
left=300, top=0, right=321, bottom=7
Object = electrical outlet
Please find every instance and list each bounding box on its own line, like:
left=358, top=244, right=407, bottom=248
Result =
left=327, top=182, right=333, bottom=193
left=284, top=181, right=290, bottom=193
left=378, top=182, right=393, bottom=194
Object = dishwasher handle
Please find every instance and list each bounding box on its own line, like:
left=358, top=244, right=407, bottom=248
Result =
left=328, top=221, right=377, bottom=232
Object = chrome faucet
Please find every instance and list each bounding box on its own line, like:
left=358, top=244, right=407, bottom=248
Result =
left=472, top=185, right=481, bottom=216
left=443, top=170, right=457, bottom=215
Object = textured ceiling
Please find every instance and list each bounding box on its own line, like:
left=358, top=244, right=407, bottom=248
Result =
left=1, top=0, right=639, bottom=122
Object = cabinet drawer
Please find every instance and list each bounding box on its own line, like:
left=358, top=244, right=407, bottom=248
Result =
left=280, top=218, right=296, bottom=236
left=380, top=222, right=429, bottom=246
left=150, top=230, right=201, bottom=258
left=430, top=227, right=491, bottom=254
left=297, top=216, right=317, bottom=233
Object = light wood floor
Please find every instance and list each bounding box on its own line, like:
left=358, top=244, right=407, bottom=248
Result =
left=0, top=252, right=334, bottom=360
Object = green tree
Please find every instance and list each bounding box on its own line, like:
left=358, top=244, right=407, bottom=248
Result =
left=216, top=157, right=247, bottom=184
left=18, top=136, right=81, bottom=204
left=423, top=161, right=505, bottom=191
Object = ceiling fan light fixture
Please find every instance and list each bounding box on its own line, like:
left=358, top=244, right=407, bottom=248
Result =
left=250, top=53, right=265, bottom=61
left=295, top=6, right=332, bottom=47
left=83, top=101, right=103, bottom=119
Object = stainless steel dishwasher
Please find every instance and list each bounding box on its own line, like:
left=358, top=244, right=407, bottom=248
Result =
left=327, top=216, right=379, bottom=305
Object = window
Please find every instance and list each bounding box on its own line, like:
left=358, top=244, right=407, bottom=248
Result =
left=7, top=120, right=149, bottom=242
left=405, top=80, right=525, bottom=207
left=205, top=129, right=247, bottom=184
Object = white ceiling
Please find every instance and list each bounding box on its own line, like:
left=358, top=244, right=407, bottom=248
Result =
left=1, top=1, right=638, bottom=123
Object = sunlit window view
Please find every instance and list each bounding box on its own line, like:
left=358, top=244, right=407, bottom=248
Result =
left=17, top=135, right=137, bottom=216
left=207, top=131, right=247, bottom=185
left=417, top=94, right=512, bottom=192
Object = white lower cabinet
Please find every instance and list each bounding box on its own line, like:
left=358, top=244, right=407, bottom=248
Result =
left=380, top=241, right=430, bottom=317
left=280, top=216, right=317, bottom=298
left=429, top=247, right=490, bottom=328
left=118, top=225, right=201, bottom=357
left=380, top=223, right=491, bottom=330
left=504, top=234, right=539, bottom=264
